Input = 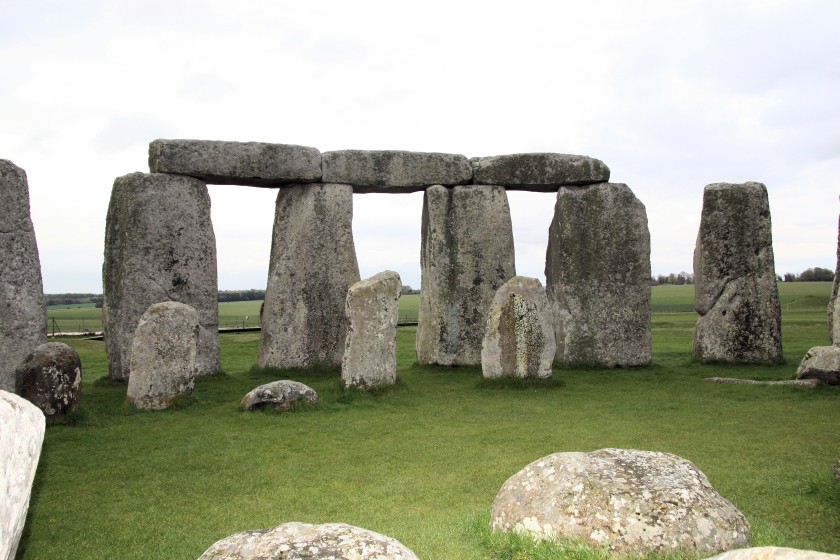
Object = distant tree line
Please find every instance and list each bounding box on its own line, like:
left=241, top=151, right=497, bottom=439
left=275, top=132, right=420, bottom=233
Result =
left=780, top=267, right=834, bottom=282
left=651, top=273, right=694, bottom=286
left=217, top=289, right=266, bottom=302
left=45, top=293, right=104, bottom=307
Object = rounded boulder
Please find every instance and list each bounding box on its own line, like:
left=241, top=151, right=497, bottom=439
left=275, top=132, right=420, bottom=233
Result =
left=15, top=342, right=81, bottom=421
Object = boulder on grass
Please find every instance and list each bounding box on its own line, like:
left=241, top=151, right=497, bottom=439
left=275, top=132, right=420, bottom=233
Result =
left=795, top=346, right=840, bottom=385
left=240, top=381, right=319, bottom=412
left=15, top=342, right=81, bottom=421
left=704, top=547, right=840, bottom=560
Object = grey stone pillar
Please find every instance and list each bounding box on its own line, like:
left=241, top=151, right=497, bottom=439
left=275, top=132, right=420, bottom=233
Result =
left=829, top=197, right=840, bottom=344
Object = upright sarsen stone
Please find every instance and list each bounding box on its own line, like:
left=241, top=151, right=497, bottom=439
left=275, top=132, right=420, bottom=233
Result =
left=417, top=185, right=516, bottom=366
left=102, top=172, right=219, bottom=380
left=259, top=183, right=360, bottom=368
left=545, top=183, right=651, bottom=367
left=829, top=198, right=840, bottom=344
left=0, top=160, right=46, bottom=393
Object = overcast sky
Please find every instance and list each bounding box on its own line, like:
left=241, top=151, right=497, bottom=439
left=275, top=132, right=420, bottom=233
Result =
left=2, top=0, right=838, bottom=293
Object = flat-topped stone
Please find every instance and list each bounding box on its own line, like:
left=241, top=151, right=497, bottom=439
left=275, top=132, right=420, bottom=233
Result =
left=472, top=153, right=610, bottom=191
left=148, top=139, right=322, bottom=186
left=322, top=149, right=472, bottom=192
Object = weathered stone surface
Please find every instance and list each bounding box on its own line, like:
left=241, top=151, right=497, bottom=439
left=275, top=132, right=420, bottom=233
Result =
left=545, top=183, right=651, bottom=367
left=322, top=149, right=472, bottom=192
left=482, top=276, right=555, bottom=379
left=342, top=271, right=401, bottom=388
left=705, top=377, right=821, bottom=387
left=693, top=182, right=783, bottom=364
left=15, top=342, right=81, bottom=421
left=472, top=153, right=610, bottom=191
left=795, top=346, right=840, bottom=385
left=0, top=390, right=45, bottom=560
left=490, top=448, right=750, bottom=556
left=240, top=380, right=319, bottom=412
left=259, top=183, right=359, bottom=368
left=704, top=547, right=840, bottom=560
left=148, top=139, right=322, bottom=186
left=829, top=200, right=840, bottom=344
left=0, top=160, right=46, bottom=393
left=126, top=301, right=199, bottom=410
left=834, top=457, right=840, bottom=481
left=102, top=172, right=219, bottom=380
left=417, top=185, right=516, bottom=366
left=197, top=522, right=420, bottom=560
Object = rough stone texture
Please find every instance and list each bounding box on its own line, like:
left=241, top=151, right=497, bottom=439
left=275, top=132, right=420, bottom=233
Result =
left=240, top=380, right=319, bottom=412
left=126, top=302, right=200, bottom=410
left=322, top=149, right=472, bottom=192
left=0, top=160, right=47, bottom=393
left=148, top=139, right=322, bottom=186
left=829, top=200, right=840, bottom=344
left=704, top=547, right=840, bottom=560
left=482, top=276, right=555, bottom=379
left=15, top=342, right=81, bottom=421
left=197, top=522, right=420, bottom=560
left=795, top=346, right=840, bottom=385
left=417, top=184, right=516, bottom=366
left=102, top=172, right=219, bottom=380
left=705, top=377, right=822, bottom=387
left=693, top=182, right=783, bottom=364
left=472, top=153, right=610, bottom=191
left=490, top=448, right=750, bottom=556
left=834, top=457, right=840, bottom=482
left=342, top=271, right=401, bottom=388
left=0, top=390, right=45, bottom=560
left=545, top=183, right=651, bottom=367
left=259, top=183, right=359, bottom=368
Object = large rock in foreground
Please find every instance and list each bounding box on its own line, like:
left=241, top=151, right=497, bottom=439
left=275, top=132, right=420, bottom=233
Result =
left=705, top=547, right=840, bottom=560
left=322, top=149, right=472, bottom=192
left=0, top=160, right=46, bottom=393
left=795, top=346, right=840, bottom=385
left=490, top=448, right=750, bottom=556
left=15, top=342, right=81, bottom=421
left=472, top=153, right=610, bottom=191
left=197, top=522, right=420, bottom=560
left=240, top=380, right=319, bottom=412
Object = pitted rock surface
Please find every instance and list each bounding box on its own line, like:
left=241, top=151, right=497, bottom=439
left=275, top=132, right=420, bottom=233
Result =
left=490, top=448, right=750, bottom=556
left=240, top=380, right=319, bottom=412
left=322, top=149, right=472, bottom=192
left=15, top=342, right=81, bottom=421
left=197, top=522, right=420, bottom=560
left=472, top=153, right=610, bottom=191
left=795, top=346, right=840, bottom=385
left=704, top=547, right=840, bottom=560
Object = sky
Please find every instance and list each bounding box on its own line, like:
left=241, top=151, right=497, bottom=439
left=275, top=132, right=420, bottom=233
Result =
left=1, top=0, right=838, bottom=293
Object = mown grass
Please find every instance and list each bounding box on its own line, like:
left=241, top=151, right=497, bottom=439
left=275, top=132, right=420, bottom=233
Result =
left=19, top=283, right=840, bottom=560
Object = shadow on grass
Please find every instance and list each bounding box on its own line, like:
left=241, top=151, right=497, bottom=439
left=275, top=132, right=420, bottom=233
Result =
left=476, top=376, right=564, bottom=390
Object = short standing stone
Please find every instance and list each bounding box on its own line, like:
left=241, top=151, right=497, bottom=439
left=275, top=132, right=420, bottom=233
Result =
left=471, top=153, right=610, bottom=191
left=127, top=302, right=200, bottom=410
left=795, top=346, right=840, bottom=385
left=490, top=448, right=750, bottom=556
left=342, top=271, right=401, bottom=388
left=148, top=139, right=322, bottom=186
left=240, top=380, right=319, bottom=412
left=417, top=184, right=516, bottom=366
left=0, top=390, right=45, bottom=560
left=693, top=182, right=783, bottom=364
left=197, top=522, right=420, bottom=560
left=15, top=342, right=81, bottom=421
left=482, top=276, right=555, bottom=379
left=829, top=199, right=840, bottom=344
left=545, top=183, right=651, bottom=367
left=704, top=547, right=840, bottom=560
left=0, top=160, right=47, bottom=393
left=322, top=149, right=473, bottom=192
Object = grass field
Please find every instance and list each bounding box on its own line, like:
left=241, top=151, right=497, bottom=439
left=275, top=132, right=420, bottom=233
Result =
left=21, top=282, right=840, bottom=560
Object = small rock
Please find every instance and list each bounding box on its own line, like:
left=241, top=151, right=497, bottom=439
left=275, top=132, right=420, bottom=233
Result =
left=834, top=457, right=840, bottom=481
left=703, top=547, right=840, bottom=560
left=795, top=346, right=840, bottom=385
left=15, top=342, right=81, bottom=421
left=240, top=381, right=319, bottom=412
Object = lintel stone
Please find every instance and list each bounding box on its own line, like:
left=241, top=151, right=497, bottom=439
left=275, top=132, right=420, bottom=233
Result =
left=472, top=153, right=610, bottom=191
left=322, top=149, right=473, bottom=192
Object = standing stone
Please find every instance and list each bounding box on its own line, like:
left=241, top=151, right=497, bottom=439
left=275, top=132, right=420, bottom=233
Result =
left=102, top=172, right=219, bottom=381
left=482, top=276, right=555, bottom=379
left=417, top=184, right=516, bottom=366
left=829, top=198, right=840, bottom=344
left=0, top=390, right=45, bottom=560
left=259, top=183, right=360, bottom=368
left=545, top=183, right=651, bottom=367
left=342, top=271, right=401, bottom=388
left=15, top=342, right=82, bottom=421
left=693, top=182, right=783, bottom=364
left=471, top=153, right=610, bottom=191
left=0, top=160, right=46, bottom=393
left=127, top=301, right=199, bottom=410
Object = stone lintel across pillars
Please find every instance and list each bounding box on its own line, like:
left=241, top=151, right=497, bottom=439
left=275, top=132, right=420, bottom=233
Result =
left=322, top=150, right=473, bottom=193
left=471, top=153, right=610, bottom=192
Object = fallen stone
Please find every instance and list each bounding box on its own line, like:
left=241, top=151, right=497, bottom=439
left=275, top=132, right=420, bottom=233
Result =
left=482, top=276, right=555, bottom=379
left=490, top=448, right=750, bottom=556
left=416, top=184, right=516, bottom=366
left=15, top=342, right=81, bottom=421
left=0, top=390, right=45, bottom=560
left=705, top=377, right=822, bottom=387
left=795, top=346, right=840, bottom=385
left=197, top=522, right=420, bottom=560
left=704, top=547, right=840, bottom=560
left=103, top=172, right=219, bottom=380
left=471, top=153, right=610, bottom=191
left=342, top=271, right=401, bottom=389
left=148, top=139, right=322, bottom=186
left=241, top=380, right=319, bottom=412
left=322, top=149, right=472, bottom=192
left=0, top=160, right=47, bottom=393
left=126, top=302, right=200, bottom=410
left=693, top=182, right=783, bottom=364
left=545, top=183, right=651, bottom=367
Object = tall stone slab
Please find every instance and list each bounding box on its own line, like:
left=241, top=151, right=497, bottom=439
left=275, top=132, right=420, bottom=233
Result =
left=693, top=182, right=782, bottom=364
left=0, top=160, right=46, bottom=393
left=545, top=183, right=651, bottom=367
left=259, top=183, right=359, bottom=368
left=417, top=185, right=516, bottom=366
left=102, top=172, right=219, bottom=381
left=829, top=198, right=840, bottom=344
